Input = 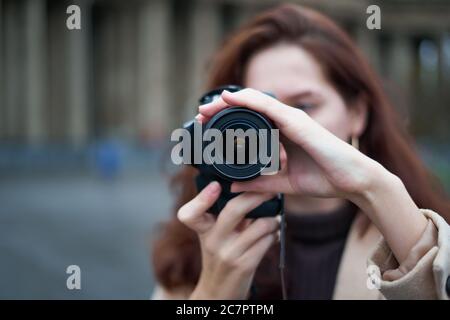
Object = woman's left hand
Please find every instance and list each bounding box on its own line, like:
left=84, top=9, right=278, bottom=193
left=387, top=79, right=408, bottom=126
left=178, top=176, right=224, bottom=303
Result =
left=198, top=88, right=429, bottom=263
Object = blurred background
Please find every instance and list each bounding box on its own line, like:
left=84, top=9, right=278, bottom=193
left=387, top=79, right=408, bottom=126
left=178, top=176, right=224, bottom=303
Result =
left=0, top=0, right=449, bottom=299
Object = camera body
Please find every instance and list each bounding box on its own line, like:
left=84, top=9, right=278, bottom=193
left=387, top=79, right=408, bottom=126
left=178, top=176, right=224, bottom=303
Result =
left=183, top=85, right=283, bottom=218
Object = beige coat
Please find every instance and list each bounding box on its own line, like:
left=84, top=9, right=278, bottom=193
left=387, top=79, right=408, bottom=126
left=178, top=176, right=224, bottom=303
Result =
left=152, top=209, right=450, bottom=300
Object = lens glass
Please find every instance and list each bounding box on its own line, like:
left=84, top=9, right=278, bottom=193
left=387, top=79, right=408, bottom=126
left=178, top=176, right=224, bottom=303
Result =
left=204, top=107, right=275, bottom=181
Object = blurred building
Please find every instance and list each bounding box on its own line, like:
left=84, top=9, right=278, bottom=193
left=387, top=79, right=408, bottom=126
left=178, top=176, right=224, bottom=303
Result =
left=1, top=0, right=450, bottom=147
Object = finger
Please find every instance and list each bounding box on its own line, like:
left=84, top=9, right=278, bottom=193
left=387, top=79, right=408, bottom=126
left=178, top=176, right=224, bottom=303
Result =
left=198, top=95, right=230, bottom=118
left=220, top=89, right=294, bottom=127
left=237, top=232, right=277, bottom=272
left=235, top=218, right=253, bottom=232
left=229, top=217, right=280, bottom=257
left=230, top=174, right=294, bottom=194
left=177, top=181, right=221, bottom=234
left=212, top=192, right=275, bottom=239
left=279, top=141, right=288, bottom=167
left=194, top=113, right=208, bottom=124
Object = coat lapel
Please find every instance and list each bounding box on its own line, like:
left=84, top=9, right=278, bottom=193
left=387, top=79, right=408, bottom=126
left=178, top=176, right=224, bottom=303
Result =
left=333, top=212, right=383, bottom=300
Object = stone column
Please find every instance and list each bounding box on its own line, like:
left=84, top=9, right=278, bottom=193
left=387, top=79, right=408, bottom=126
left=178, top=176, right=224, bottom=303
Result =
left=0, top=0, right=3, bottom=140
left=114, top=4, right=137, bottom=139
left=95, top=6, right=116, bottom=138
left=24, top=0, right=47, bottom=144
left=438, top=33, right=450, bottom=87
left=65, top=0, right=91, bottom=146
left=184, top=0, right=221, bottom=121
left=387, top=32, right=415, bottom=121
left=436, top=33, right=449, bottom=139
left=137, top=0, right=170, bottom=143
left=388, top=32, right=414, bottom=88
left=3, top=0, right=24, bottom=140
left=355, top=27, right=381, bottom=73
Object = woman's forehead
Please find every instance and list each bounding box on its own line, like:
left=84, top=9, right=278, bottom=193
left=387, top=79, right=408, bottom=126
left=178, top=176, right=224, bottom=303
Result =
left=244, top=44, right=329, bottom=99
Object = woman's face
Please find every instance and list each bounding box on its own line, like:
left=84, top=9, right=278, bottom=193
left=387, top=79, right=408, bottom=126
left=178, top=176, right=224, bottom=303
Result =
left=244, top=43, right=366, bottom=143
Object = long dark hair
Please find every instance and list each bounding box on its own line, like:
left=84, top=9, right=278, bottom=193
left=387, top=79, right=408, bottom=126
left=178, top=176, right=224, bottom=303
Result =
left=152, top=4, right=450, bottom=298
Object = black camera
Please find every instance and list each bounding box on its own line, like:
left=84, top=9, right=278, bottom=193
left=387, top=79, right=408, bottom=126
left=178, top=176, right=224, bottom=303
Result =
left=182, top=85, right=283, bottom=218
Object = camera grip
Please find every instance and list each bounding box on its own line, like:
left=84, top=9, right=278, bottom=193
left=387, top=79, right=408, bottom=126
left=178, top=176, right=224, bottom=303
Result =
left=195, top=173, right=283, bottom=218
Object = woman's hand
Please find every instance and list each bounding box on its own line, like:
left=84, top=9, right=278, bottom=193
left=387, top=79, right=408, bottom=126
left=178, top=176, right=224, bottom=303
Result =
left=197, top=88, right=380, bottom=200
left=178, top=181, right=280, bottom=300
left=197, top=88, right=428, bottom=264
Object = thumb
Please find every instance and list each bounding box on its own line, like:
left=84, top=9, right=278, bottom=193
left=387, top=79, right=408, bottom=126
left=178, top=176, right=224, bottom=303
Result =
left=177, top=181, right=221, bottom=234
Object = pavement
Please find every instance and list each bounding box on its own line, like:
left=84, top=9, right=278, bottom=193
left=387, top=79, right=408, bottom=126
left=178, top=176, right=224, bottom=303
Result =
left=0, top=170, right=172, bottom=299
left=0, top=143, right=448, bottom=299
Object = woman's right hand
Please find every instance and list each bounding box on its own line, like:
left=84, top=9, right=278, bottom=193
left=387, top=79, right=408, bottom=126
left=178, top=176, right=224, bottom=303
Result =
left=177, top=181, right=280, bottom=300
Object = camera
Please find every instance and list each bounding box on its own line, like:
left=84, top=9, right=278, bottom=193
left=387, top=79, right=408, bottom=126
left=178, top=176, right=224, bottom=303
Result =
left=182, top=85, right=283, bottom=218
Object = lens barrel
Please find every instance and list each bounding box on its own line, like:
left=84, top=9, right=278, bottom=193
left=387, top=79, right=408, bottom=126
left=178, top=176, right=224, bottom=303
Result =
left=204, top=107, right=276, bottom=181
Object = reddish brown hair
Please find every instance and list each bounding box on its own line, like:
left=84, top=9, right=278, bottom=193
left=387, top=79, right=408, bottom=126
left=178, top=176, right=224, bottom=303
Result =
left=152, top=4, right=450, bottom=297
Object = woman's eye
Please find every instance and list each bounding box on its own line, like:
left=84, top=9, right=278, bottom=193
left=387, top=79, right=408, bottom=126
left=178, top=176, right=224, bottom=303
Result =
left=294, top=103, right=315, bottom=112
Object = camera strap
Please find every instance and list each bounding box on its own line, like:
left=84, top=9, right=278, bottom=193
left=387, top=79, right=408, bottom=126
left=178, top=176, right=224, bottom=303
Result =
left=278, top=193, right=287, bottom=300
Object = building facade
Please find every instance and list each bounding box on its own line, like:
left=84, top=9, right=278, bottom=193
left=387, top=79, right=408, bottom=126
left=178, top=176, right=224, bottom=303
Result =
left=1, top=0, right=450, bottom=146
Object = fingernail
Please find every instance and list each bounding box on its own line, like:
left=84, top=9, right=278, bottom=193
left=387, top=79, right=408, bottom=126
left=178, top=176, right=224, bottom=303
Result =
left=276, top=230, right=281, bottom=242
left=195, top=114, right=201, bottom=120
left=275, top=214, right=282, bottom=224
left=198, top=105, right=208, bottom=113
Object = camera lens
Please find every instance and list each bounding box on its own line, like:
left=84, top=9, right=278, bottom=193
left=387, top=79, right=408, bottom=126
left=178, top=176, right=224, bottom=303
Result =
left=203, top=107, right=276, bottom=181
left=222, top=122, right=255, bottom=170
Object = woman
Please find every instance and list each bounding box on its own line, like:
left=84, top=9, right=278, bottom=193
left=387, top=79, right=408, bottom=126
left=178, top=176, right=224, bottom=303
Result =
left=152, top=4, right=450, bottom=299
